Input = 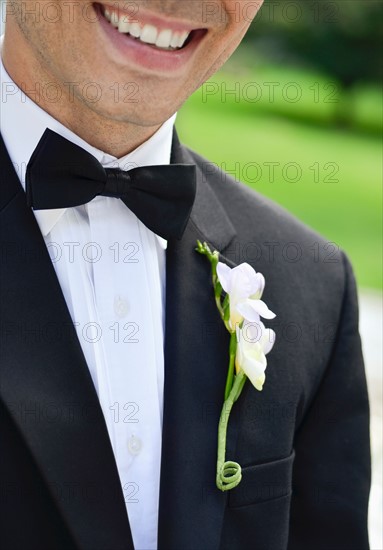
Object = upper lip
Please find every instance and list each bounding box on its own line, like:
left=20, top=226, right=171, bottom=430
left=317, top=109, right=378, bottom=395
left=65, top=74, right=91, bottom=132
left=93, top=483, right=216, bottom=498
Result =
left=98, top=2, right=207, bottom=33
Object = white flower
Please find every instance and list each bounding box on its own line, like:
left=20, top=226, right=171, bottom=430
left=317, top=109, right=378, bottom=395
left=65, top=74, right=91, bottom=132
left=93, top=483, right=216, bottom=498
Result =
left=235, top=321, right=276, bottom=391
left=216, top=262, right=275, bottom=330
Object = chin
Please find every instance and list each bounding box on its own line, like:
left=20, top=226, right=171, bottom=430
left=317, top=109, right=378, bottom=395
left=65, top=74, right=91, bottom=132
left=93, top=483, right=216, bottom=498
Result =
left=84, top=99, right=175, bottom=128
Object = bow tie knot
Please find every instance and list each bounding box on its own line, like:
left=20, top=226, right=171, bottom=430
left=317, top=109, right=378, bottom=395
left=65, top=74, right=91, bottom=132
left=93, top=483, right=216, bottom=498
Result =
left=102, top=168, right=132, bottom=199
left=26, top=129, right=197, bottom=240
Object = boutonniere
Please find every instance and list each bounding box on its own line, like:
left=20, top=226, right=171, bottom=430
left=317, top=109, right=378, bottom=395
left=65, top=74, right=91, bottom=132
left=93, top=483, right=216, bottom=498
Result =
left=196, top=241, right=276, bottom=491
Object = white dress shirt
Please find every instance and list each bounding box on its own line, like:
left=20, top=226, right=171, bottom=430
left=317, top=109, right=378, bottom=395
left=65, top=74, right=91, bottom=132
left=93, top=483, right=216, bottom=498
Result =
left=1, top=44, right=174, bottom=549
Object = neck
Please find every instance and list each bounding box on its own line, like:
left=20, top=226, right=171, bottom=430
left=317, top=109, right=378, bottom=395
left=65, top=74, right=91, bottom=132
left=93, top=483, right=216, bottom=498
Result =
left=2, top=34, right=161, bottom=158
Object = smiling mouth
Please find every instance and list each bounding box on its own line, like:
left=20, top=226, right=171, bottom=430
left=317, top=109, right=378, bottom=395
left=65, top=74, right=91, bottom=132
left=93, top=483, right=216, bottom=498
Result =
left=95, top=3, right=204, bottom=52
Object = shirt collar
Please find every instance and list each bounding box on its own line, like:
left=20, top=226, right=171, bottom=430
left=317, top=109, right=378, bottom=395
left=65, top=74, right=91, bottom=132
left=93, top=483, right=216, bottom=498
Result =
left=0, top=36, right=175, bottom=247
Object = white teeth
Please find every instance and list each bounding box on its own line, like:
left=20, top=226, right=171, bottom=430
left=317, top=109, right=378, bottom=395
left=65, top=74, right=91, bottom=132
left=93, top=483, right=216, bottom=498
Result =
left=140, top=24, right=158, bottom=45
left=111, top=11, right=119, bottom=28
left=178, top=31, right=189, bottom=48
left=169, top=33, right=180, bottom=49
left=118, top=18, right=131, bottom=34
left=103, top=6, right=191, bottom=50
left=156, top=29, right=172, bottom=48
left=129, top=22, right=141, bottom=38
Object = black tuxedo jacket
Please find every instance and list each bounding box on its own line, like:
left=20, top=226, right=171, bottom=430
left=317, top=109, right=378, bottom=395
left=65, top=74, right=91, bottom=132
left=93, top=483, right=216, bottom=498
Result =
left=0, top=130, right=370, bottom=550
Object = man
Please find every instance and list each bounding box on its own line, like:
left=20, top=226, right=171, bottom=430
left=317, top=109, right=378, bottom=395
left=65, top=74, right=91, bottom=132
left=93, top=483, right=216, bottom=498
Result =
left=0, top=1, right=371, bottom=549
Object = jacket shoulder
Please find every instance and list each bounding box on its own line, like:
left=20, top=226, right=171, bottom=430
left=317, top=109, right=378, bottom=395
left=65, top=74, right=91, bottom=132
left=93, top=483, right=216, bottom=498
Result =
left=188, top=146, right=330, bottom=250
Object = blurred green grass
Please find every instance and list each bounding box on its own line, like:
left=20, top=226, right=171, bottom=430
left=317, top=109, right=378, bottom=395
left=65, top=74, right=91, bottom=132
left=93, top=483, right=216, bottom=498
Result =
left=176, top=66, right=382, bottom=290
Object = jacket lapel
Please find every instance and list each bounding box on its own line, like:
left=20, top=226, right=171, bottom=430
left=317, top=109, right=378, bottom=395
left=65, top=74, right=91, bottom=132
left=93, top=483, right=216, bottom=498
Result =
left=158, top=134, right=239, bottom=549
left=0, top=135, right=134, bottom=550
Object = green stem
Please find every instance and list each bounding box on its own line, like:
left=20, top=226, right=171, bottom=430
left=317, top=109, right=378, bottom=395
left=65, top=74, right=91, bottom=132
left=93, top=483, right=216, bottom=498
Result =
left=224, top=332, right=237, bottom=400
left=214, top=281, right=224, bottom=319
left=216, top=370, right=247, bottom=491
left=195, top=240, right=232, bottom=332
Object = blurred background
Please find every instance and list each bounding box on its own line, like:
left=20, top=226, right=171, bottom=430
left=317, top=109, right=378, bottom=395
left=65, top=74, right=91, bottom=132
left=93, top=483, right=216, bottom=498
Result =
left=176, top=1, right=382, bottom=546
left=1, top=0, right=382, bottom=546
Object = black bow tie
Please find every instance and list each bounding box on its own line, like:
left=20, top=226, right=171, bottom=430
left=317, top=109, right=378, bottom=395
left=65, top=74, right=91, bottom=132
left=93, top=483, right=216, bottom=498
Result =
left=25, top=128, right=197, bottom=240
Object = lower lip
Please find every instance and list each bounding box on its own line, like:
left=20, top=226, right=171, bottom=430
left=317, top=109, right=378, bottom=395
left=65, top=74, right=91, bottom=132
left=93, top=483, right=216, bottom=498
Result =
left=94, top=4, right=207, bottom=74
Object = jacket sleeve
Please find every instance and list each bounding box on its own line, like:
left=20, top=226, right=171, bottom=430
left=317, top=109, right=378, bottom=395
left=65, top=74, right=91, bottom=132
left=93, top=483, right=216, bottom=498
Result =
left=287, top=252, right=371, bottom=549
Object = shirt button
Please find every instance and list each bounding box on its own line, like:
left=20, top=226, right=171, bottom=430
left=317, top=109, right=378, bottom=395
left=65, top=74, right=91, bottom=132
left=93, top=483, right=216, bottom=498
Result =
left=128, top=435, right=142, bottom=456
left=114, top=296, right=129, bottom=318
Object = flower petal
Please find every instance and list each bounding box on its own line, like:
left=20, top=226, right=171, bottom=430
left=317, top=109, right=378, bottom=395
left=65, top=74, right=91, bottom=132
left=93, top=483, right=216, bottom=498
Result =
left=230, top=263, right=257, bottom=299
left=250, top=272, right=265, bottom=299
left=240, top=320, right=264, bottom=346
left=236, top=324, right=269, bottom=391
left=229, top=307, right=244, bottom=331
left=261, top=329, right=276, bottom=355
left=237, top=298, right=276, bottom=321
left=241, top=351, right=267, bottom=388
left=235, top=262, right=257, bottom=280
left=254, top=373, right=266, bottom=391
left=216, top=262, right=232, bottom=293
